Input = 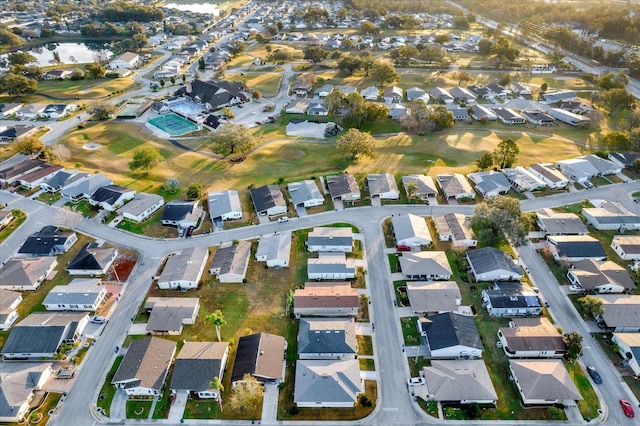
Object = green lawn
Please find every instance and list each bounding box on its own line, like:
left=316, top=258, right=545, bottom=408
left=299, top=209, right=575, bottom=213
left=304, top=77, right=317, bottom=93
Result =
left=126, top=399, right=153, bottom=419
left=0, top=77, right=136, bottom=104
left=357, top=335, right=373, bottom=356
left=97, top=355, right=124, bottom=417
left=564, top=361, right=600, bottom=420
left=400, top=316, right=420, bottom=347
left=226, top=72, right=283, bottom=97
left=28, top=392, right=63, bottom=426
left=0, top=209, right=26, bottom=242
left=359, top=358, right=375, bottom=371
left=394, top=280, right=409, bottom=307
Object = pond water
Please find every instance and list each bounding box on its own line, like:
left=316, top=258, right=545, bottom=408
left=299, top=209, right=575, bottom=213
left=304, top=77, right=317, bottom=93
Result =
left=163, top=2, right=220, bottom=14
left=21, top=43, right=113, bottom=67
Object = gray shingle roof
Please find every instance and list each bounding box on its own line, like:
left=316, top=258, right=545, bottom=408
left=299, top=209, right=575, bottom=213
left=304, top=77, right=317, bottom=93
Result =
left=112, top=337, right=176, bottom=390
left=250, top=184, right=286, bottom=213
left=294, top=359, right=362, bottom=406
left=421, top=312, right=482, bottom=351
left=467, top=247, right=521, bottom=276
left=170, top=342, right=228, bottom=391
left=298, top=318, right=357, bottom=356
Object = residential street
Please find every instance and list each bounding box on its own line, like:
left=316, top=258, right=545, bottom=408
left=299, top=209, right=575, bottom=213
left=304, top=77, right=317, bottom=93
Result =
left=1, top=180, right=637, bottom=425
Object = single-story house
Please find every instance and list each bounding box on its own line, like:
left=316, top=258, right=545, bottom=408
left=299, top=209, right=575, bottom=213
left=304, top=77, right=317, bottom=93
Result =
left=0, top=102, right=23, bottom=118
left=0, top=362, right=53, bottom=423
left=256, top=231, right=291, bottom=269
left=0, top=257, right=58, bottom=291
left=112, top=337, right=177, bottom=396
left=418, top=312, right=483, bottom=359
left=294, top=359, right=363, bottom=407
left=449, top=86, right=476, bottom=104
left=250, top=185, right=287, bottom=217
left=360, top=86, right=379, bottom=101
left=209, top=241, right=252, bottom=283
left=509, top=359, right=582, bottom=405
left=482, top=285, right=542, bottom=317
left=502, top=167, right=546, bottom=192
left=307, top=227, right=354, bottom=253
left=161, top=200, right=204, bottom=230
left=0, top=125, right=38, bottom=142
left=528, top=164, right=569, bottom=189
left=66, top=243, right=118, bottom=276
left=307, top=101, right=328, bottom=116
left=580, top=154, right=622, bottom=176
left=61, top=174, right=113, bottom=202
left=43, top=103, right=77, bottom=119
left=382, top=86, right=403, bottom=103
left=612, top=235, right=640, bottom=261
left=288, top=180, right=324, bottom=208
left=401, top=174, right=438, bottom=200
left=541, top=91, right=577, bottom=104
left=208, top=190, right=242, bottom=222
left=582, top=201, right=640, bottom=231
left=157, top=247, right=209, bottom=290
left=436, top=174, right=475, bottom=200
left=307, top=253, right=356, bottom=280
left=326, top=174, right=361, bottom=202
left=399, top=251, right=452, bottom=281
left=117, top=193, right=165, bottom=223
left=292, top=82, right=313, bottom=97
left=314, top=84, right=334, bottom=98
left=595, top=294, right=640, bottom=332
left=17, top=226, right=77, bottom=257
left=522, top=110, right=555, bottom=126
left=556, top=158, right=599, bottom=183
left=608, top=152, right=640, bottom=169
left=15, top=163, right=63, bottom=190
left=447, top=106, right=470, bottom=121
left=392, top=214, right=432, bottom=248
left=491, top=107, right=525, bottom=125
left=433, top=213, right=477, bottom=248
left=16, top=103, right=47, bottom=119
left=497, top=317, right=566, bottom=358
left=487, top=83, right=510, bottom=98
left=546, top=235, right=607, bottom=262
left=406, top=87, right=428, bottom=102
left=144, top=297, right=200, bottom=335
left=467, top=171, right=511, bottom=197
left=417, top=360, right=497, bottom=405
left=567, top=259, right=635, bottom=294
left=170, top=342, right=229, bottom=398
left=611, top=333, right=640, bottom=376
left=367, top=173, right=399, bottom=199
left=108, top=51, right=140, bottom=69
left=89, top=185, right=136, bottom=211
left=293, top=281, right=359, bottom=318
left=285, top=99, right=312, bottom=114
left=407, top=281, right=471, bottom=315
left=467, top=247, right=523, bottom=282
left=511, top=82, right=531, bottom=95
left=298, top=317, right=357, bottom=360
left=470, top=104, right=497, bottom=121
left=0, top=210, right=13, bottom=229
left=429, top=87, right=454, bottom=104
left=42, top=278, right=107, bottom=311
left=1, top=312, right=89, bottom=360
left=231, top=332, right=286, bottom=384
left=40, top=170, right=87, bottom=193
left=0, top=289, right=23, bottom=331
left=535, top=209, right=588, bottom=236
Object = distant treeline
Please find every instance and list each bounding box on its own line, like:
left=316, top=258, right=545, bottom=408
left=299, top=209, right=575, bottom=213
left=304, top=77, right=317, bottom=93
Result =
left=96, top=1, right=164, bottom=22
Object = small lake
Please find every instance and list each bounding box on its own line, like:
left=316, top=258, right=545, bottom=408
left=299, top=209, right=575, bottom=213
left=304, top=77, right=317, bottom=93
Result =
left=163, top=3, right=220, bottom=14
left=22, top=43, right=113, bottom=67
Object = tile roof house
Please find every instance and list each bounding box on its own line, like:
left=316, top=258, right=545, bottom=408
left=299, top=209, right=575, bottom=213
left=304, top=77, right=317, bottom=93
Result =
left=61, top=173, right=113, bottom=202
left=497, top=317, right=566, bottom=358
left=407, top=281, right=471, bottom=315
left=288, top=180, right=324, bottom=208
left=293, top=282, right=359, bottom=318
left=117, top=193, right=165, bottom=223
left=17, top=226, right=77, bottom=257
left=0, top=362, right=54, bottom=423
left=1, top=312, right=89, bottom=360
left=66, top=243, right=118, bottom=276
left=298, top=318, right=357, bottom=360
left=157, top=247, right=209, bottom=290
left=556, top=158, right=599, bottom=183
left=418, top=312, right=483, bottom=359
left=582, top=201, right=640, bottom=231
left=481, top=286, right=542, bottom=317
left=436, top=174, right=475, bottom=200
left=42, top=278, right=107, bottom=311
left=501, top=167, right=546, bottom=192
left=417, top=360, right=497, bottom=405
left=112, top=337, right=177, bottom=396
left=467, top=248, right=523, bottom=282
left=467, top=171, right=511, bottom=197
left=535, top=209, right=588, bottom=236
left=392, top=214, right=432, bottom=248
left=611, top=235, right=640, bottom=261
left=401, top=174, right=438, bottom=200
left=595, top=294, right=640, bottom=332
left=307, top=227, right=354, bottom=252
left=433, top=213, right=477, bottom=248
left=231, top=332, right=286, bottom=384
left=208, top=190, right=242, bottom=222
left=307, top=253, right=356, bottom=280
left=161, top=200, right=204, bottom=230
left=170, top=342, right=229, bottom=398
left=509, top=360, right=582, bottom=405
left=294, top=359, right=363, bottom=407
left=399, top=251, right=452, bottom=280
left=546, top=235, right=606, bottom=262
left=567, top=259, right=635, bottom=294
left=611, top=333, right=640, bottom=376
left=174, top=79, right=247, bottom=110
left=209, top=241, right=252, bottom=283
left=528, top=163, right=569, bottom=189
left=250, top=185, right=287, bottom=217
left=367, top=173, right=399, bottom=200
left=144, top=297, right=200, bottom=335
left=0, top=257, right=57, bottom=291
left=326, top=174, right=361, bottom=202
left=256, top=231, right=291, bottom=269
left=0, top=289, right=22, bottom=331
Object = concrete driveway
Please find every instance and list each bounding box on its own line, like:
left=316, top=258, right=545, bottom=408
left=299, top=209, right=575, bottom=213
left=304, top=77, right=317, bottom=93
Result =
left=167, top=390, right=188, bottom=423
left=110, top=389, right=127, bottom=420
left=261, top=383, right=279, bottom=423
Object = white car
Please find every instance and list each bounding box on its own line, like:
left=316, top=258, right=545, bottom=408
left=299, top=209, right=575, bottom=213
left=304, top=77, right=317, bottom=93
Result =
left=569, top=285, right=583, bottom=292
left=277, top=216, right=289, bottom=223
left=407, top=377, right=425, bottom=386
left=91, top=316, right=107, bottom=324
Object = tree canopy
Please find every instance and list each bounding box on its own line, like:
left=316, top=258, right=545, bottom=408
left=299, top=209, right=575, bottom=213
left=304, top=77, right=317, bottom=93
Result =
left=493, top=139, right=520, bottom=169
left=336, top=128, right=376, bottom=161
left=204, top=310, right=227, bottom=342
left=87, top=102, right=115, bottom=121
left=186, top=182, right=203, bottom=200
left=210, top=123, right=256, bottom=156
left=303, top=46, right=329, bottom=63
left=128, top=147, right=163, bottom=173
left=0, top=73, right=37, bottom=97
left=471, top=195, right=532, bottom=246
left=15, top=136, right=45, bottom=156
left=228, top=374, right=263, bottom=413
left=371, top=63, right=399, bottom=85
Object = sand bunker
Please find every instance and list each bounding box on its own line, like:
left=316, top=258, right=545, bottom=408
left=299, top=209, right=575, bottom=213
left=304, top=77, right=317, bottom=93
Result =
left=83, top=143, right=101, bottom=150
left=285, top=120, right=342, bottom=138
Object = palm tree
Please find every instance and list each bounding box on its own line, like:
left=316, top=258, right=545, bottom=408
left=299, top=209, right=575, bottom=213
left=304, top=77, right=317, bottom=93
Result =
left=210, top=376, right=224, bottom=412
left=406, top=181, right=418, bottom=201
left=204, top=310, right=227, bottom=342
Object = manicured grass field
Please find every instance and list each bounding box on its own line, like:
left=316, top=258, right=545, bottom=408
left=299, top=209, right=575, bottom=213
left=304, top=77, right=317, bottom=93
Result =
left=227, top=72, right=283, bottom=97
left=126, top=400, right=152, bottom=419
left=0, top=77, right=136, bottom=104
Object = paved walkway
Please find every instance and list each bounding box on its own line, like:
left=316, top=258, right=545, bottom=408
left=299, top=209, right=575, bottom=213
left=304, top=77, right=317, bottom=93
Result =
left=261, top=382, right=279, bottom=424
left=148, top=395, right=159, bottom=419
left=167, top=390, right=188, bottom=423
left=110, top=389, right=127, bottom=420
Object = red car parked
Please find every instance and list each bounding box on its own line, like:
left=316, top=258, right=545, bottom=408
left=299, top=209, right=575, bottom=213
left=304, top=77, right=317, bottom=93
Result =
left=620, top=399, right=635, bottom=418
left=396, top=245, right=412, bottom=252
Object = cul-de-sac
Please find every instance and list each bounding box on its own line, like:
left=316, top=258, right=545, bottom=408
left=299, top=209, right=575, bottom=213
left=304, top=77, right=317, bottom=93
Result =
left=1, top=0, right=640, bottom=424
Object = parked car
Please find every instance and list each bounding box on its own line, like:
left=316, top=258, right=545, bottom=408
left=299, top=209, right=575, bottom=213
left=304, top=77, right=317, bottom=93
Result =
left=407, top=377, right=425, bottom=386
left=91, top=316, right=106, bottom=324
left=396, top=245, right=412, bottom=252
left=587, top=366, right=602, bottom=384
left=277, top=216, right=289, bottom=223
left=620, top=399, right=635, bottom=418
left=569, top=285, right=583, bottom=292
